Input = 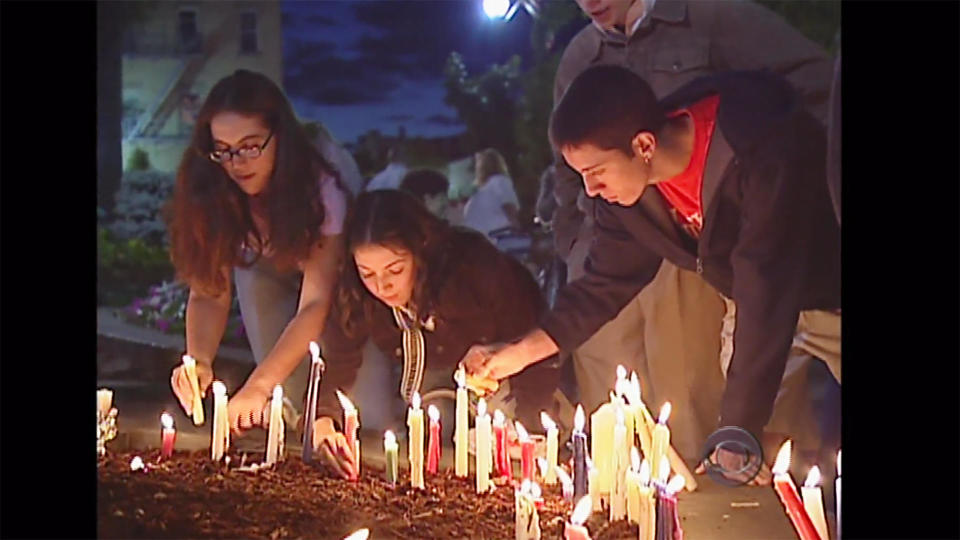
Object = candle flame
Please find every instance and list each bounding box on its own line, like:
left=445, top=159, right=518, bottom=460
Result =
left=521, top=479, right=531, bottom=494
left=574, top=404, right=585, bottom=432
left=181, top=355, right=195, bottom=368
left=631, top=447, right=640, bottom=472
left=639, top=459, right=651, bottom=485
left=658, top=402, right=672, bottom=424
left=555, top=466, right=572, bottom=488
left=161, top=412, right=173, bottom=429
left=585, top=455, right=594, bottom=470
left=616, top=364, right=627, bottom=381
left=658, top=458, right=670, bottom=483
left=540, top=411, right=556, bottom=431
left=384, top=430, right=396, bottom=445
left=477, top=397, right=487, bottom=417
left=571, top=495, right=592, bottom=526
left=454, top=365, right=465, bottom=388
left=531, top=481, right=542, bottom=499
left=837, top=449, right=841, bottom=476
left=342, top=528, right=369, bottom=540
left=336, top=389, right=355, bottom=412
left=804, top=465, right=822, bottom=488
left=212, top=380, right=226, bottom=396
left=412, top=391, right=421, bottom=410
left=309, top=341, right=320, bottom=359
left=614, top=378, right=627, bottom=399
left=772, top=440, right=792, bottom=475
left=609, top=391, right=618, bottom=403
left=428, top=404, right=440, bottom=422
left=666, top=474, right=685, bottom=494
left=130, top=456, right=145, bottom=471
left=515, top=421, right=530, bottom=442
left=630, top=371, right=641, bottom=397
left=493, top=409, right=505, bottom=426
left=624, top=373, right=641, bottom=405
left=537, top=457, right=548, bottom=477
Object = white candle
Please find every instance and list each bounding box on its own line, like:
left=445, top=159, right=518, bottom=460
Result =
left=515, top=479, right=542, bottom=540
left=540, top=411, right=559, bottom=485
left=651, top=402, right=671, bottom=484
left=836, top=450, right=841, bottom=539
left=384, top=430, right=398, bottom=485
left=802, top=466, right=830, bottom=540
left=97, top=388, right=114, bottom=418
left=407, top=391, right=424, bottom=489
left=475, top=397, right=492, bottom=494
left=609, top=406, right=627, bottom=521
left=265, top=385, right=284, bottom=465
left=337, top=389, right=361, bottom=475
left=454, top=366, right=469, bottom=477
left=181, top=355, right=205, bottom=425
left=210, top=381, right=229, bottom=461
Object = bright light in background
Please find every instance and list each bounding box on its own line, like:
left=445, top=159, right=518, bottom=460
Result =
left=483, top=0, right=510, bottom=19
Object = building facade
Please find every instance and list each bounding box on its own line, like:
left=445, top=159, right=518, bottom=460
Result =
left=121, top=1, right=283, bottom=173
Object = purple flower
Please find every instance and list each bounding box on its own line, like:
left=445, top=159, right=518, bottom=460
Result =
left=130, top=298, right=144, bottom=310
left=155, top=318, right=171, bottom=332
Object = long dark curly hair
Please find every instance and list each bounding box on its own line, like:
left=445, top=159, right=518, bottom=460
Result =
left=166, top=69, right=341, bottom=295
left=338, top=189, right=470, bottom=336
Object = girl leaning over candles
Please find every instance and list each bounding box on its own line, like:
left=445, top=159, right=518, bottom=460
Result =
left=168, top=70, right=349, bottom=436
left=311, top=189, right=562, bottom=479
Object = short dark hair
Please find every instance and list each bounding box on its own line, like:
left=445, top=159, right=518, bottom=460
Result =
left=549, top=65, right=666, bottom=156
left=400, top=168, right=449, bottom=199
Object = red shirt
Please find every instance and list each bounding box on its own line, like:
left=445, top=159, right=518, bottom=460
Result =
left=655, top=94, right=721, bottom=238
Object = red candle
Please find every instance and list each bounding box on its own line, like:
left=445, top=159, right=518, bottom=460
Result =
left=515, top=421, right=535, bottom=483
left=564, top=495, right=593, bottom=540
left=771, top=441, right=822, bottom=540
left=426, top=405, right=441, bottom=474
left=493, top=410, right=510, bottom=478
left=160, top=412, right=176, bottom=459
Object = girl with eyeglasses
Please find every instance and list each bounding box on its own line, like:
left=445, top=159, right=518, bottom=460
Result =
left=167, top=69, right=349, bottom=435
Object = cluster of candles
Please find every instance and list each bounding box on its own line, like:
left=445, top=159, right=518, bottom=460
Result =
left=771, top=440, right=841, bottom=540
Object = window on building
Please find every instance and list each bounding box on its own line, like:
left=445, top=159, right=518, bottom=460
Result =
left=179, top=10, right=201, bottom=54
left=240, top=12, right=258, bottom=54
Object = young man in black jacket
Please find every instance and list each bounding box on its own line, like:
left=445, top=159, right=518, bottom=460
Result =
left=464, top=65, right=840, bottom=484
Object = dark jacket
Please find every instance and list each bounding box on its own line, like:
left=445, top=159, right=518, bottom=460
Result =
left=541, top=71, right=841, bottom=437
left=316, top=228, right=558, bottom=424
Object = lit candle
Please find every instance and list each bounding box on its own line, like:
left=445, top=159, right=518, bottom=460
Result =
left=802, top=466, right=830, bottom=540
left=210, top=381, right=229, bottom=461
left=475, top=398, right=492, bottom=494
left=265, top=384, right=284, bottom=465
left=540, top=411, right=558, bottom=485
left=454, top=366, right=469, bottom=477
left=493, top=409, right=510, bottom=478
left=407, top=391, right=425, bottom=489
left=515, top=421, right=535, bottom=483
left=553, top=462, right=575, bottom=500
left=650, top=402, right=671, bottom=486
left=629, top=375, right=696, bottom=491
left=97, top=388, right=113, bottom=418
left=515, top=479, right=542, bottom=540
left=836, top=450, right=841, bottom=539
left=342, top=528, right=369, bottom=540
left=160, top=412, right=175, bottom=458
left=427, top=404, right=441, bottom=474
left=614, top=367, right=637, bottom=459
left=337, top=389, right=361, bottom=476
left=637, top=460, right=655, bottom=540
left=771, top=440, right=822, bottom=540
left=626, top=447, right=641, bottom=524
left=572, top=404, right=588, bottom=500
left=590, top=396, right=616, bottom=502
left=181, top=355, right=205, bottom=425
left=657, top=475, right=685, bottom=540
left=624, top=374, right=651, bottom=458
left=302, top=341, right=326, bottom=464
left=564, top=495, right=593, bottom=540
left=609, top=406, right=628, bottom=521
left=384, top=430, right=398, bottom=486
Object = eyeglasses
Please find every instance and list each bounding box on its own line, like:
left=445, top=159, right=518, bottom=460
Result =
left=208, top=131, right=274, bottom=163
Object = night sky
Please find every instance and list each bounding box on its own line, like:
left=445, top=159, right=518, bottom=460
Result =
left=281, top=0, right=538, bottom=144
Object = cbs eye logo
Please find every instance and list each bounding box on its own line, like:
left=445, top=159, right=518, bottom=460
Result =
left=700, top=426, right=764, bottom=486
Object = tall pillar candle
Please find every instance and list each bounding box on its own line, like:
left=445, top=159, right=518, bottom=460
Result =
left=475, top=398, right=492, bottom=493
left=650, top=402, right=671, bottom=485
left=427, top=404, right=441, bottom=474
left=407, top=391, right=425, bottom=489
left=210, top=381, right=228, bottom=461
left=572, top=404, right=589, bottom=500
left=771, top=440, right=821, bottom=540
left=384, top=430, right=398, bottom=486
left=160, top=412, right=176, bottom=458
left=454, top=366, right=469, bottom=477
left=801, top=466, right=829, bottom=540
left=540, top=411, right=558, bottom=485
left=180, top=355, right=205, bottom=425
left=265, top=384, right=284, bottom=465
left=515, top=421, right=535, bottom=483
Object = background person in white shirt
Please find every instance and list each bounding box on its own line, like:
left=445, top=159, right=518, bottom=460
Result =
left=364, top=146, right=409, bottom=192
left=462, top=148, right=521, bottom=238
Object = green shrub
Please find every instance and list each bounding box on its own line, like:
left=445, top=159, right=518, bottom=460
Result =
left=98, top=226, right=174, bottom=306
left=127, top=147, right=151, bottom=171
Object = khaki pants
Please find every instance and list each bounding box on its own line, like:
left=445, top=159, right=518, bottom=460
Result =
left=568, top=232, right=727, bottom=461
left=720, top=296, right=841, bottom=451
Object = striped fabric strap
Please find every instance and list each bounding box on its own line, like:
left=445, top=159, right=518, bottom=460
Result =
left=392, top=307, right=425, bottom=404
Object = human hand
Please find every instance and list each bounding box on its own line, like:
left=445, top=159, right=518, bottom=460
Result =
left=312, top=416, right=358, bottom=480
left=468, top=343, right=536, bottom=381
left=170, top=361, right=213, bottom=416
left=227, top=383, right=272, bottom=435
left=461, top=343, right=503, bottom=377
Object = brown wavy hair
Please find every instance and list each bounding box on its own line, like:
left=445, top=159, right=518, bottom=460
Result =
left=338, top=190, right=479, bottom=336
left=166, top=70, right=341, bottom=295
